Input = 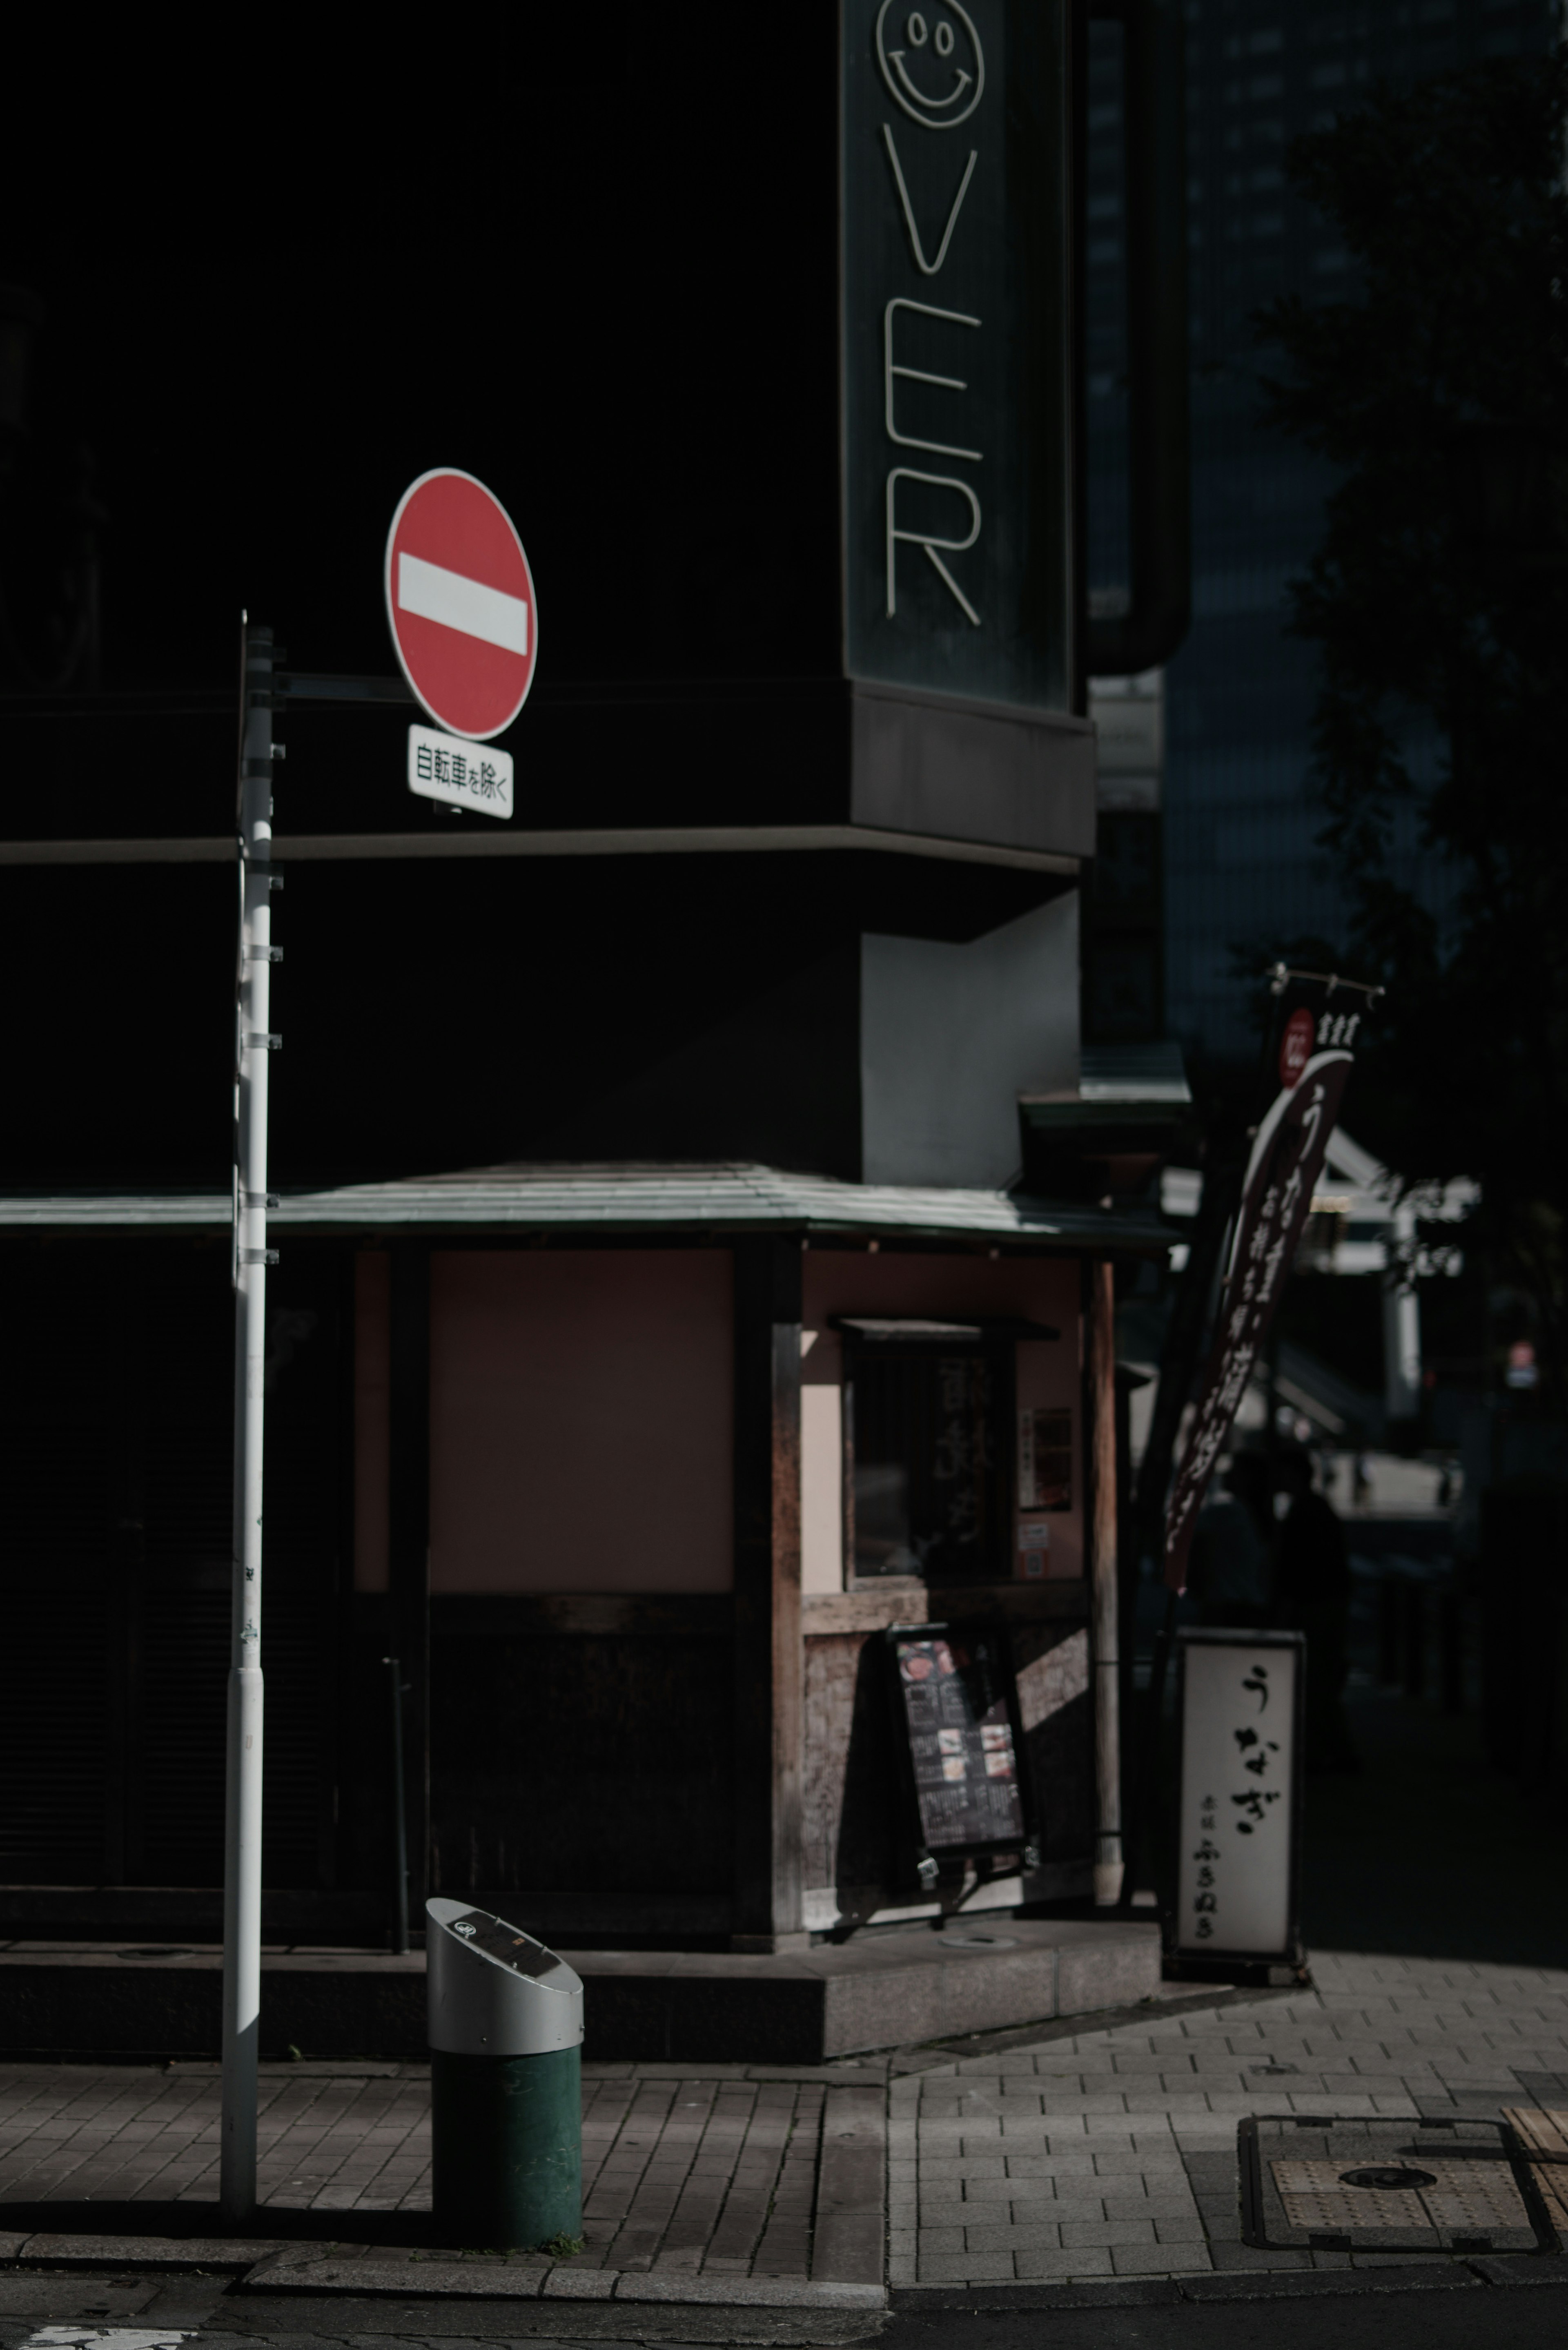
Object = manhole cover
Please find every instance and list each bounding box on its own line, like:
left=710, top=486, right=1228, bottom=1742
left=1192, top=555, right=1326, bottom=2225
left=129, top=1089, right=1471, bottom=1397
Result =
left=939, top=1933, right=1018, bottom=1951
left=1240, top=2116, right=1555, bottom=2255
left=1273, top=2156, right=1528, bottom=2237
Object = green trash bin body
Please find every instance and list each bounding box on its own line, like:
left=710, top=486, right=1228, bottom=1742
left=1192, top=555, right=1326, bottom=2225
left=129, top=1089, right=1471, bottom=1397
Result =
left=427, top=1897, right=584, bottom=2249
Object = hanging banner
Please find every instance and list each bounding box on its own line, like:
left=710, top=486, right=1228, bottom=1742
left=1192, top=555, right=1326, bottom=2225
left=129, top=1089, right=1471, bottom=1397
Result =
left=1163, top=977, right=1370, bottom=1592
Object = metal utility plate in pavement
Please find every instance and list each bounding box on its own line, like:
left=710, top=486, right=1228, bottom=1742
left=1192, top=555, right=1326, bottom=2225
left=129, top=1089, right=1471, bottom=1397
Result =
left=1239, top=2114, right=1558, bottom=2255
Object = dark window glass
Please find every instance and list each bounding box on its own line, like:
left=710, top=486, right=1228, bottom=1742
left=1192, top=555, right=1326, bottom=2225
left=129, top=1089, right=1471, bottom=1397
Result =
left=1020, top=1405, right=1073, bottom=1512
left=851, top=1348, right=1009, bottom=1584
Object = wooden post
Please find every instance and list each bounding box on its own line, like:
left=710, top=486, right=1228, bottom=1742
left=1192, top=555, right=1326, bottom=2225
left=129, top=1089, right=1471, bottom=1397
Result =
left=731, top=1237, right=805, bottom=1951
left=388, top=1246, right=431, bottom=1910
left=1088, top=1258, right=1124, bottom=1907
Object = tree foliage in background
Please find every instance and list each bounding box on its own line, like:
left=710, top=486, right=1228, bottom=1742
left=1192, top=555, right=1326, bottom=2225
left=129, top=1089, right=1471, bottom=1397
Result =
left=1260, top=51, right=1568, bottom=1391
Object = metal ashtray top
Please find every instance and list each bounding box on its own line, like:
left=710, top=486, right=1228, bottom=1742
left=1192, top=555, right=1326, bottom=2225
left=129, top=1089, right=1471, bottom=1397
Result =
left=426, top=1896, right=584, bottom=2056
left=1240, top=2114, right=1558, bottom=2257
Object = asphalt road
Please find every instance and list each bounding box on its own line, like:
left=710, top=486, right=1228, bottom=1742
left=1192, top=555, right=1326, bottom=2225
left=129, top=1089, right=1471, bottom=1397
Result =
left=4, top=2266, right=1568, bottom=2350
left=893, top=2292, right=1568, bottom=2348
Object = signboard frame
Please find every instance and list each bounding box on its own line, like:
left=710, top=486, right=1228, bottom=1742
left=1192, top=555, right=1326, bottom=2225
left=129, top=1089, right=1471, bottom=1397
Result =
left=840, top=0, right=1074, bottom=713
left=1169, top=1627, right=1306, bottom=1981
left=882, top=1617, right=1037, bottom=1882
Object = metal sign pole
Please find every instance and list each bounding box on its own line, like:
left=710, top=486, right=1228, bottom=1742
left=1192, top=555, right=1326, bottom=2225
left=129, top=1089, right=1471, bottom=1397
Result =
left=221, top=619, right=280, bottom=2220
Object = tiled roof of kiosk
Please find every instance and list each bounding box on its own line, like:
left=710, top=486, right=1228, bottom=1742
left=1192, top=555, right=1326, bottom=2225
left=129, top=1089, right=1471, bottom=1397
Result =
left=0, top=1162, right=1174, bottom=1247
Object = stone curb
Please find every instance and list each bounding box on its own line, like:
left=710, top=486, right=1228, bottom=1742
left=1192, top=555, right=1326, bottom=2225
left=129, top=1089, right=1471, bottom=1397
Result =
left=5, top=2235, right=292, bottom=2270
left=886, top=1980, right=1303, bottom=2076
left=893, top=2255, right=1568, bottom=2308
left=0, top=2237, right=886, bottom=2309
left=243, top=2256, right=884, bottom=2307
left=614, top=2278, right=886, bottom=2308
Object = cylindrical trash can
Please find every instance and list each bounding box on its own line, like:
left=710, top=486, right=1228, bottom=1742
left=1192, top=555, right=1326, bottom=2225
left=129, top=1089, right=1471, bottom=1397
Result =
left=427, top=1896, right=584, bottom=2248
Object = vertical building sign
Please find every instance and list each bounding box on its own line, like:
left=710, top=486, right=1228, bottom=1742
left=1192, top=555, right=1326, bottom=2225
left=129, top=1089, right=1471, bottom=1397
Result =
left=842, top=2, right=1073, bottom=709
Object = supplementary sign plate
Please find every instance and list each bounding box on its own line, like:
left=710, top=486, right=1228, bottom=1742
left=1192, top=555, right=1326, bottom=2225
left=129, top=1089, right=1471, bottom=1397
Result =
left=407, top=724, right=514, bottom=820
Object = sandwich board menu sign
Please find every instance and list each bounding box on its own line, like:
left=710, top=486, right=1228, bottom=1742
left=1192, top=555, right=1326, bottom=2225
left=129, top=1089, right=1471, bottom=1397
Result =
left=885, top=1623, right=1033, bottom=1871
left=1172, top=1628, right=1305, bottom=1979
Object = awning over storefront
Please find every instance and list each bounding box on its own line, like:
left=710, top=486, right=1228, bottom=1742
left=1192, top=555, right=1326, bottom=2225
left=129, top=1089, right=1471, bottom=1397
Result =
left=0, top=1162, right=1177, bottom=1250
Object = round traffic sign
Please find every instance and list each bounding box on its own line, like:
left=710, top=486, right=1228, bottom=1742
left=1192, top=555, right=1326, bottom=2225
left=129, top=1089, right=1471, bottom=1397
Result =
left=384, top=469, right=537, bottom=740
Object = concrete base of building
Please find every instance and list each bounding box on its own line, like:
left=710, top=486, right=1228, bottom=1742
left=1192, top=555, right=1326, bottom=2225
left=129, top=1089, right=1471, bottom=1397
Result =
left=0, top=1917, right=1160, bottom=2064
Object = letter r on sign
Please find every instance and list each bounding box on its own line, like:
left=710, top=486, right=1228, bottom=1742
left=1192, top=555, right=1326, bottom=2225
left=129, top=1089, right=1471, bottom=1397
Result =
left=886, top=468, right=982, bottom=625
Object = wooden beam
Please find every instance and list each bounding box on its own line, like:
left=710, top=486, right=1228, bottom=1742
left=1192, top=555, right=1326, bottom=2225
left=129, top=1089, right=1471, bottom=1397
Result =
left=388, top=1246, right=431, bottom=1910
left=731, top=1238, right=805, bottom=1951
left=803, top=1584, right=1090, bottom=1635
left=1087, top=1257, right=1125, bottom=1907
left=430, top=1593, right=733, bottom=1638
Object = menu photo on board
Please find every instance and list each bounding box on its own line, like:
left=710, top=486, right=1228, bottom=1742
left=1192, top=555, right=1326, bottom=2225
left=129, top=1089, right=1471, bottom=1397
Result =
left=884, top=1622, right=1036, bottom=1873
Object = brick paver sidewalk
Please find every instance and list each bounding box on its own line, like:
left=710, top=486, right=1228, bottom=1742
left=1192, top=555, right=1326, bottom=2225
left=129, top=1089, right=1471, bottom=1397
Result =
left=4, top=1949, right=1565, bottom=2301
left=0, top=2060, right=883, bottom=2292
left=893, top=1948, right=1568, bottom=2287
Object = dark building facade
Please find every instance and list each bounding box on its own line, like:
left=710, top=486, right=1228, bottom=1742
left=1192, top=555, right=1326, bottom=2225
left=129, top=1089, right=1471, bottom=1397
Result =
left=0, top=7, right=1180, bottom=1962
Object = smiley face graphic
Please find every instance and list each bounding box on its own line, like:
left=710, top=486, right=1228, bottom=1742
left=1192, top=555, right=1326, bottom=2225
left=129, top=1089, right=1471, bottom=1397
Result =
left=875, top=1, right=985, bottom=130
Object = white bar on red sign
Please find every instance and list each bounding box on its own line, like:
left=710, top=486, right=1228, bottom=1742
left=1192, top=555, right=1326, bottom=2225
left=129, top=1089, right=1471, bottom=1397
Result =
left=397, top=552, right=530, bottom=656
left=406, top=724, right=514, bottom=820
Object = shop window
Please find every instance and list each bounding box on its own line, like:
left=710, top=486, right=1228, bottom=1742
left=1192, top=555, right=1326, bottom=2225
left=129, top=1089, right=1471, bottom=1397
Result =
left=1018, top=1404, right=1074, bottom=1512
left=846, top=1338, right=1013, bottom=1585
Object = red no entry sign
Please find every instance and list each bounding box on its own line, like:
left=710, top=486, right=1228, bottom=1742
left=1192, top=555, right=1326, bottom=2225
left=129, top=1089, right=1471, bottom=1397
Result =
left=384, top=469, right=537, bottom=740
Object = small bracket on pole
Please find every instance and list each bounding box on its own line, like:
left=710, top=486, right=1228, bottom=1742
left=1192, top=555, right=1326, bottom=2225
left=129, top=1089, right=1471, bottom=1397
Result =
left=1267, top=960, right=1385, bottom=1002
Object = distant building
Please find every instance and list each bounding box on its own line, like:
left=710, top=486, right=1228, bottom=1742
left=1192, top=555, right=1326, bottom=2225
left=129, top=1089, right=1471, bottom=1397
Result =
left=1085, top=0, right=1559, bottom=1066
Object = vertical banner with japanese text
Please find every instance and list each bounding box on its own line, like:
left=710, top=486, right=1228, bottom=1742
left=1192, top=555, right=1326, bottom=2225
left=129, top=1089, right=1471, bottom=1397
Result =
left=1174, top=1628, right=1303, bottom=1964
left=1163, top=980, right=1365, bottom=1592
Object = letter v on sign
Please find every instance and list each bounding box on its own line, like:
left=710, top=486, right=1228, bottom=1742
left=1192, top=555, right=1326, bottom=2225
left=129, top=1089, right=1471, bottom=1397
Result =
left=881, top=126, right=978, bottom=277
